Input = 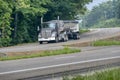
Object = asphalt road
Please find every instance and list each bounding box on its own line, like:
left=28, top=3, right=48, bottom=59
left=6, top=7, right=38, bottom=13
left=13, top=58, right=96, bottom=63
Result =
left=0, top=28, right=120, bottom=53
left=0, top=46, right=120, bottom=80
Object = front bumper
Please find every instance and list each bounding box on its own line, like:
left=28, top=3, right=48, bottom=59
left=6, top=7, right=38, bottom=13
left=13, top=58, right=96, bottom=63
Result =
left=38, top=37, right=55, bottom=42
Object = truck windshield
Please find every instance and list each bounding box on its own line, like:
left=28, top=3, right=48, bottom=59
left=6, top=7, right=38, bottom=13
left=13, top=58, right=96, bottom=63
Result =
left=42, top=23, right=56, bottom=29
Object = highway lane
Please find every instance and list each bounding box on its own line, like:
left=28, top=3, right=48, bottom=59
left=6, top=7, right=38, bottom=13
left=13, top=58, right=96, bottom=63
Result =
left=0, top=28, right=120, bottom=53
left=0, top=46, right=120, bottom=80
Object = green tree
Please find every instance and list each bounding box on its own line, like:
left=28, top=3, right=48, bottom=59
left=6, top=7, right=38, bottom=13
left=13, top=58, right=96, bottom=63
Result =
left=11, top=0, right=50, bottom=44
left=0, top=0, right=12, bottom=47
left=84, top=0, right=120, bottom=28
left=44, top=0, right=92, bottom=21
left=115, top=0, right=120, bottom=18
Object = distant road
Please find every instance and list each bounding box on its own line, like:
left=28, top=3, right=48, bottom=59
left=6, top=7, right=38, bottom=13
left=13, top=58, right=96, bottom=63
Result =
left=0, top=28, right=120, bottom=53
left=0, top=46, right=120, bottom=80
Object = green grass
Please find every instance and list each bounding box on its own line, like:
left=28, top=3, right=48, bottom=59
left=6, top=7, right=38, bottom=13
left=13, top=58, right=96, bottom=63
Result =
left=93, top=40, right=120, bottom=46
left=80, top=29, right=90, bottom=34
left=0, top=47, right=81, bottom=61
left=63, top=68, right=120, bottom=80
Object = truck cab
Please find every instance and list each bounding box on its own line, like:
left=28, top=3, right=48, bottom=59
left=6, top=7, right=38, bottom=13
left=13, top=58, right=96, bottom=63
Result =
left=38, top=20, right=67, bottom=44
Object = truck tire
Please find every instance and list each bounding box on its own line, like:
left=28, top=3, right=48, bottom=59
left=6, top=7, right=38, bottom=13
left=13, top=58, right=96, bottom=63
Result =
left=55, top=37, right=59, bottom=43
left=64, top=35, right=68, bottom=42
left=39, top=41, right=43, bottom=44
left=76, top=33, right=80, bottom=39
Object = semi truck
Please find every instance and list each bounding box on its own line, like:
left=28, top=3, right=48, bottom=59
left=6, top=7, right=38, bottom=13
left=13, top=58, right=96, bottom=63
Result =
left=38, top=19, right=80, bottom=44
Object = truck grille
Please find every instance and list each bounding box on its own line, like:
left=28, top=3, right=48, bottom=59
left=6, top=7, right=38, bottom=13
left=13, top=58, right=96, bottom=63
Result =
left=41, top=30, right=51, bottom=38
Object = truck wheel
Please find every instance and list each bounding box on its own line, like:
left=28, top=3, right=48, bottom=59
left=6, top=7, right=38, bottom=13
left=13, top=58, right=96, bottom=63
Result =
left=55, top=37, right=59, bottom=43
left=64, top=35, right=68, bottom=42
left=39, top=41, right=43, bottom=44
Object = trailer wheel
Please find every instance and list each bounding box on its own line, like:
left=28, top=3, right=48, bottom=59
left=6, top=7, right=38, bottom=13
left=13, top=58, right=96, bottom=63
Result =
left=74, top=33, right=80, bottom=40
left=76, top=33, right=80, bottom=39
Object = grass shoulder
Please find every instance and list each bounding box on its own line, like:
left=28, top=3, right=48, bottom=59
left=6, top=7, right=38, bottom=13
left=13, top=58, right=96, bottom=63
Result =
left=63, top=68, right=120, bottom=80
left=93, top=40, right=120, bottom=46
left=0, top=47, right=81, bottom=61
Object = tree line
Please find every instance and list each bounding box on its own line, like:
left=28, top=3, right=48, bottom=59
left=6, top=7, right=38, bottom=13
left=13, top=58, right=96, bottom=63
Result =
left=83, top=0, right=120, bottom=28
left=0, top=0, right=92, bottom=47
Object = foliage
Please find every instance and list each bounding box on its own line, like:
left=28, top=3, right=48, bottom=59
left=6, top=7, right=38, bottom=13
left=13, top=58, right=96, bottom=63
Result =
left=11, top=0, right=49, bottom=44
left=92, top=18, right=120, bottom=28
left=44, top=0, right=92, bottom=21
left=83, top=0, right=120, bottom=28
left=0, top=47, right=81, bottom=61
left=0, top=0, right=12, bottom=47
left=115, top=0, right=120, bottom=18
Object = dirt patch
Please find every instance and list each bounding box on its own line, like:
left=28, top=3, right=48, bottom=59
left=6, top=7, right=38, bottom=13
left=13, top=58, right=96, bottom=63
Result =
left=0, top=53, right=7, bottom=58
left=104, top=35, right=120, bottom=41
left=68, top=41, right=92, bottom=47
left=6, top=50, right=45, bottom=57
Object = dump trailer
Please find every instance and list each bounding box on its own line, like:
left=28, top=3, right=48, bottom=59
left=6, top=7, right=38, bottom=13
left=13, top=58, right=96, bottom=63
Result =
left=38, top=20, right=80, bottom=44
left=63, top=20, right=80, bottom=39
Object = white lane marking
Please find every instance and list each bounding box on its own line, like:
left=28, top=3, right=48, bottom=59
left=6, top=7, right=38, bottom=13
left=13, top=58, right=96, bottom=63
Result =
left=55, top=56, right=75, bottom=60
left=0, top=56, right=119, bottom=75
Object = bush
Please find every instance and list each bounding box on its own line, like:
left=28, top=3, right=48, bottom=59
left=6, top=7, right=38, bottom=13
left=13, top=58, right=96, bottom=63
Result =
left=93, top=18, right=120, bottom=28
